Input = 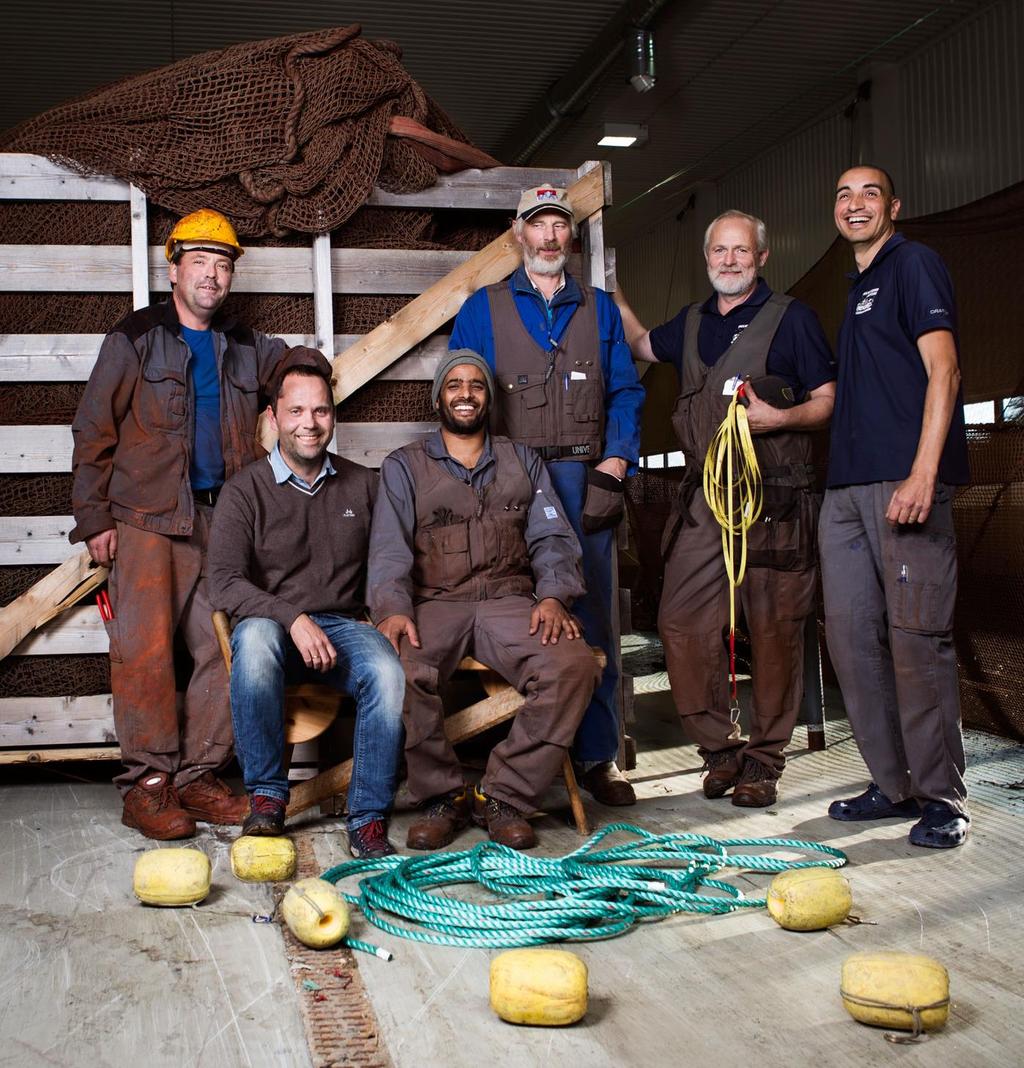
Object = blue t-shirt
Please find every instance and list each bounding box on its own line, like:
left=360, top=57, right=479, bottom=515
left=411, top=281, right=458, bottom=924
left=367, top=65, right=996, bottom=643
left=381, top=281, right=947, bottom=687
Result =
left=181, top=325, right=225, bottom=490
left=649, top=278, right=836, bottom=397
left=827, top=234, right=970, bottom=487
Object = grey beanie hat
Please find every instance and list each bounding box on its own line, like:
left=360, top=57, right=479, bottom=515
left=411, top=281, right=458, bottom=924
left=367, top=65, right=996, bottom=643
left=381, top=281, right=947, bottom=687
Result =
left=431, top=349, right=495, bottom=407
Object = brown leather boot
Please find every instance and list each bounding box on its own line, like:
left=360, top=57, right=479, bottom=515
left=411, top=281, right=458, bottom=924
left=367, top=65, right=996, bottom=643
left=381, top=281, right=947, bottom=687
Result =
left=122, top=772, right=196, bottom=840
left=701, top=749, right=743, bottom=799
left=406, top=789, right=471, bottom=851
left=178, top=771, right=249, bottom=825
left=474, top=791, right=536, bottom=850
left=577, top=761, right=636, bottom=806
left=731, top=758, right=779, bottom=808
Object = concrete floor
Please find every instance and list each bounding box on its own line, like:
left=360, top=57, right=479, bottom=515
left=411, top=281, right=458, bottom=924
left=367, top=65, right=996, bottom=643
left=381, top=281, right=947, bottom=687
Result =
left=2, top=681, right=1023, bottom=1067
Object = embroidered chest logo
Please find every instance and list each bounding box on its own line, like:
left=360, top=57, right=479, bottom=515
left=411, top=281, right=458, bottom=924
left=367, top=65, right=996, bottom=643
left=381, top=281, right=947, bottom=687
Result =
left=729, top=323, right=749, bottom=346
left=855, top=287, right=879, bottom=316
left=343, top=508, right=355, bottom=517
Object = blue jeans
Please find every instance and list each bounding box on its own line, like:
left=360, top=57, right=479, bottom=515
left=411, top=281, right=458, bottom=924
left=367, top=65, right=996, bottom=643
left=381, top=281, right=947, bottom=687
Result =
left=229, top=613, right=405, bottom=830
left=546, top=461, right=620, bottom=762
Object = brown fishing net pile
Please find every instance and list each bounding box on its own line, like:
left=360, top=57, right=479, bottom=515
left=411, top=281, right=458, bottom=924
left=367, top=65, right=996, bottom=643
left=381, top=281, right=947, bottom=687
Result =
left=0, top=25, right=510, bottom=705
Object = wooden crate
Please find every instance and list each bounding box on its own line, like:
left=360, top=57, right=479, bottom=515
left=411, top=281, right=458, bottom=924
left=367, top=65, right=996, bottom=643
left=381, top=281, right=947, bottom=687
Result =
left=0, top=153, right=616, bottom=763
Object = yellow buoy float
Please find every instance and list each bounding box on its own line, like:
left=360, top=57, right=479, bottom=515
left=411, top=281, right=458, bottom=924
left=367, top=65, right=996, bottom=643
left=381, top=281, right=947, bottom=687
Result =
left=490, top=948, right=588, bottom=1026
left=230, top=836, right=297, bottom=882
left=841, top=951, right=950, bottom=1034
left=281, top=877, right=350, bottom=948
left=767, top=866, right=853, bottom=931
left=133, top=848, right=211, bottom=906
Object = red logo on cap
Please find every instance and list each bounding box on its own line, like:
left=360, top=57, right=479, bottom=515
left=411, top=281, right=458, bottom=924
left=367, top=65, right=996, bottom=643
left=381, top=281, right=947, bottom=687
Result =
left=536, top=189, right=559, bottom=200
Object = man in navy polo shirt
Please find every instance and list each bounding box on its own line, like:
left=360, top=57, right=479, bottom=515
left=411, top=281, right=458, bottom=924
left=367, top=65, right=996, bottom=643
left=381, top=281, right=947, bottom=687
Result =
left=617, top=210, right=835, bottom=806
left=822, top=165, right=970, bottom=848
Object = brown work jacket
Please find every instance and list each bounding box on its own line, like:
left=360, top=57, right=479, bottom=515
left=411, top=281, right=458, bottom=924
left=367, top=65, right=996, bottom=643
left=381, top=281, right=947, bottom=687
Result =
left=70, top=301, right=286, bottom=542
left=402, top=437, right=535, bottom=602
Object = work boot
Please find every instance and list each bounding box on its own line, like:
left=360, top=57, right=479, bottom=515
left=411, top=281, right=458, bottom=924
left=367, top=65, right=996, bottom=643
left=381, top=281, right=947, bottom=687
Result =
left=349, top=819, right=397, bottom=859
left=178, top=771, right=250, bottom=825
left=473, top=791, right=536, bottom=850
left=701, top=748, right=743, bottom=799
left=122, top=772, right=196, bottom=840
left=241, top=794, right=286, bottom=836
left=577, top=761, right=636, bottom=806
left=406, top=788, right=472, bottom=851
left=731, top=758, right=778, bottom=808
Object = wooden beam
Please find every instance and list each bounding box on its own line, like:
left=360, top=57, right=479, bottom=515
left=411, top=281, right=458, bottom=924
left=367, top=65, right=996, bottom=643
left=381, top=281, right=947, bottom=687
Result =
left=0, top=694, right=115, bottom=747
left=330, top=165, right=607, bottom=402
left=0, top=516, right=76, bottom=564
left=0, top=423, right=434, bottom=473
left=0, top=333, right=452, bottom=382
left=129, top=186, right=149, bottom=310
left=0, top=746, right=121, bottom=765
left=0, top=155, right=577, bottom=210
left=312, top=233, right=334, bottom=358
left=0, top=551, right=107, bottom=659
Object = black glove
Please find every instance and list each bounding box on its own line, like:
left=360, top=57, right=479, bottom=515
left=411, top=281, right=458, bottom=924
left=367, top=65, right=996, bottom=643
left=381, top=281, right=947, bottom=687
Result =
left=582, top=468, right=625, bottom=534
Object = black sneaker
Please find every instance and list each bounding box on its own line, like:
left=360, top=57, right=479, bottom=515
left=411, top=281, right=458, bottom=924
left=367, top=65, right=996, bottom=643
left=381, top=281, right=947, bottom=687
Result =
left=241, top=794, right=286, bottom=836
left=349, top=818, right=397, bottom=858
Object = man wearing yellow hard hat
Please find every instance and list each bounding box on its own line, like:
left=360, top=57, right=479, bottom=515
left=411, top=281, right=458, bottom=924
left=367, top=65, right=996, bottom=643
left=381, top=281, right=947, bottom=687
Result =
left=70, top=208, right=314, bottom=840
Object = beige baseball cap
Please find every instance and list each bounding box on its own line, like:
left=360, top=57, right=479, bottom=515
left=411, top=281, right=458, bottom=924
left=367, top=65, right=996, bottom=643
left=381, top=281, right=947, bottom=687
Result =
left=516, top=186, right=574, bottom=221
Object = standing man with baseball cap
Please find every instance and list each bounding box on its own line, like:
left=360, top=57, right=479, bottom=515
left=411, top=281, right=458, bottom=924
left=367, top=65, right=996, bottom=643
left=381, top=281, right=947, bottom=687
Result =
left=70, top=208, right=306, bottom=839
left=449, top=187, right=644, bottom=806
left=369, top=352, right=599, bottom=850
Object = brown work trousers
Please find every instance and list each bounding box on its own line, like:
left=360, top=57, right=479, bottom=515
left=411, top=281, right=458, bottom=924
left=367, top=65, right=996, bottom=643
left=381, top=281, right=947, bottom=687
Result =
left=106, top=504, right=232, bottom=794
left=658, top=493, right=816, bottom=774
left=399, top=596, right=600, bottom=812
left=820, top=483, right=967, bottom=814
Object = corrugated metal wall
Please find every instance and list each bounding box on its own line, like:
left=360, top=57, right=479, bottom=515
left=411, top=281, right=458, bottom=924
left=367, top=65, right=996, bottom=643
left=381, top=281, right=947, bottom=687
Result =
left=899, top=0, right=1024, bottom=217
left=618, top=0, right=1024, bottom=311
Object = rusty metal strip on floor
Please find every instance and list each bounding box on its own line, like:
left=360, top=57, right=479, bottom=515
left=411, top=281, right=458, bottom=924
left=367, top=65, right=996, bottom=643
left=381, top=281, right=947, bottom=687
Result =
left=277, top=832, right=392, bottom=1068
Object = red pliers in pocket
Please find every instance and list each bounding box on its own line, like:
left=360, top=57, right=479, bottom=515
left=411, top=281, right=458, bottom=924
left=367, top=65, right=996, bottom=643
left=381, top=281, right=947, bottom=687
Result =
left=96, top=590, right=114, bottom=621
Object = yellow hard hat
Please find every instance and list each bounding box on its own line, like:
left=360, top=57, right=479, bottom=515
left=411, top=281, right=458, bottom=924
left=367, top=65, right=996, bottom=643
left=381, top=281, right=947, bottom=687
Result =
left=165, top=209, right=244, bottom=262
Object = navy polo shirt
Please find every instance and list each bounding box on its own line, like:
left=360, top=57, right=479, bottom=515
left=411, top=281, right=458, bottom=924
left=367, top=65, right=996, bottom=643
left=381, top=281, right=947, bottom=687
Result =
left=649, top=278, right=835, bottom=397
left=827, top=234, right=970, bottom=488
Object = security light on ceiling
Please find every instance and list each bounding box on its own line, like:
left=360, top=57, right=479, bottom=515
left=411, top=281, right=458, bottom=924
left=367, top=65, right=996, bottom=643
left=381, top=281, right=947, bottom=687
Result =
left=598, top=123, right=648, bottom=148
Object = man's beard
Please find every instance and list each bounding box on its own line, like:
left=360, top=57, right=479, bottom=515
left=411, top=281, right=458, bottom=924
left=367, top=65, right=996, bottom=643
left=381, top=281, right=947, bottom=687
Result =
left=523, top=245, right=567, bottom=277
left=439, top=402, right=488, bottom=436
left=708, top=265, right=756, bottom=297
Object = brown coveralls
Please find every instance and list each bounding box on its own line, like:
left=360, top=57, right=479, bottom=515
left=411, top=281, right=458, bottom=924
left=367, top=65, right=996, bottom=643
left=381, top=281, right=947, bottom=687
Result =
left=70, top=301, right=287, bottom=792
left=394, top=439, right=600, bottom=812
left=658, top=295, right=818, bottom=775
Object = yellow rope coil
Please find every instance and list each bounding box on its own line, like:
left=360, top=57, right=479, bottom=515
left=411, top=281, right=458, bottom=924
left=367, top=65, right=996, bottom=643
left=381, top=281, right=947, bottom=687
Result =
left=702, top=386, right=763, bottom=692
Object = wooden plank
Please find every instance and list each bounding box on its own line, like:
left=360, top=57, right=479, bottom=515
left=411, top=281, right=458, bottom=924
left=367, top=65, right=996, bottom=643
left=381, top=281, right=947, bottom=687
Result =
left=0, top=422, right=436, bottom=472
left=9, top=604, right=106, bottom=656
left=129, top=186, right=149, bottom=311
left=0, top=745, right=121, bottom=764
left=365, top=166, right=576, bottom=210
left=331, top=166, right=607, bottom=402
left=578, top=162, right=608, bottom=291
left=0, top=694, right=115, bottom=747
left=0, top=154, right=574, bottom=210
left=0, top=516, right=76, bottom=564
left=0, top=245, right=508, bottom=295
left=0, top=154, right=130, bottom=201
left=1, top=552, right=107, bottom=659
left=311, top=233, right=334, bottom=357
left=0, top=333, right=451, bottom=381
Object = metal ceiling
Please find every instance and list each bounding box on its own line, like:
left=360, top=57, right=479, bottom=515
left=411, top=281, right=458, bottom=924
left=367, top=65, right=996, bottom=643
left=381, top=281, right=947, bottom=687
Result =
left=0, top=0, right=994, bottom=236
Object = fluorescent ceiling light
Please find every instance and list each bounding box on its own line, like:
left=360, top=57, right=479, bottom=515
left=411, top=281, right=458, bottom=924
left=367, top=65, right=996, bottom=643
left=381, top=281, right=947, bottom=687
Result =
left=598, top=122, right=648, bottom=148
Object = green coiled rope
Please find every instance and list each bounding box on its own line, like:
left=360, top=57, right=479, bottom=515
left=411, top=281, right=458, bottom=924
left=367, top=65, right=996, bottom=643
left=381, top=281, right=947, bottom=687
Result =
left=321, top=822, right=846, bottom=950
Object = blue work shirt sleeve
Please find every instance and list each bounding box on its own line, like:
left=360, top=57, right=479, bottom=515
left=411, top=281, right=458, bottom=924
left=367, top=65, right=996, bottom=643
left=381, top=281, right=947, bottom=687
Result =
left=449, top=289, right=497, bottom=366
left=595, top=290, right=644, bottom=473
left=517, top=444, right=586, bottom=606
left=367, top=452, right=418, bottom=623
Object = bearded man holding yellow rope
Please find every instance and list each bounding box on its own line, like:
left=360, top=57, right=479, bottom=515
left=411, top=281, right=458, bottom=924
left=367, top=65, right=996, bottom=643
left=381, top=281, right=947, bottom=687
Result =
left=616, top=211, right=835, bottom=806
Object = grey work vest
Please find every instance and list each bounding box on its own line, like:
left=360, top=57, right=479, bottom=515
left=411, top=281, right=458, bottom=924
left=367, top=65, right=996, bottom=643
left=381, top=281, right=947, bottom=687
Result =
left=666, top=293, right=818, bottom=570
left=486, top=281, right=604, bottom=459
left=402, top=436, right=535, bottom=602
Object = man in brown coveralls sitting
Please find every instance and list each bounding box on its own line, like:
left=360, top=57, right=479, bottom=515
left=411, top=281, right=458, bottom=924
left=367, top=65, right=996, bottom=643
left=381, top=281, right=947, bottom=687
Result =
left=369, top=350, right=601, bottom=850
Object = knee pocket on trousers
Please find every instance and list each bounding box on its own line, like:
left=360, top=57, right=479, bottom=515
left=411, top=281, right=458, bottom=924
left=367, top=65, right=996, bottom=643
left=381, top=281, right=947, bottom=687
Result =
left=890, top=579, right=955, bottom=635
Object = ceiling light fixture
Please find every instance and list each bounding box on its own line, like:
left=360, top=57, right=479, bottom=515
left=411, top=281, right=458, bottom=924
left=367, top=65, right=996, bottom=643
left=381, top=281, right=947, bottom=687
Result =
left=598, top=122, right=648, bottom=148
left=627, top=27, right=656, bottom=93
